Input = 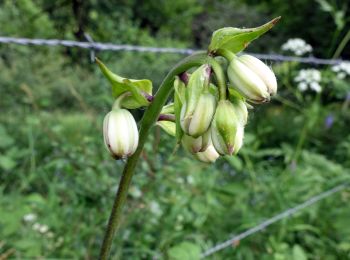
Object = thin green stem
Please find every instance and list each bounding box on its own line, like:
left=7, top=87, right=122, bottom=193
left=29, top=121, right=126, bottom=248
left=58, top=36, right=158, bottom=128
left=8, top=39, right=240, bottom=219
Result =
left=112, top=92, right=131, bottom=110
left=208, top=57, right=227, bottom=100
left=98, top=51, right=207, bottom=260
left=332, top=29, right=350, bottom=59
left=215, top=48, right=235, bottom=61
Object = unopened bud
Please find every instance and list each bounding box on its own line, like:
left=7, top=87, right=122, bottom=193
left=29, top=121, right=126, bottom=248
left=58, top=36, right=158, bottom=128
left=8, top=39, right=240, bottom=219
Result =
left=231, top=98, right=248, bottom=125
left=182, top=131, right=210, bottom=153
left=211, top=100, right=238, bottom=155
left=195, top=144, right=220, bottom=163
left=239, top=55, right=277, bottom=95
left=103, top=109, right=139, bottom=159
left=180, top=92, right=216, bottom=137
left=228, top=55, right=277, bottom=103
left=233, top=125, right=244, bottom=154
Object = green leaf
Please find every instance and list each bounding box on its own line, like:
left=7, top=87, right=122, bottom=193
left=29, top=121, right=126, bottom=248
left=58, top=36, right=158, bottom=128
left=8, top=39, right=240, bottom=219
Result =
left=0, top=155, right=16, bottom=170
left=157, top=121, right=176, bottom=136
left=168, top=242, right=201, bottom=260
left=96, top=58, right=152, bottom=109
left=208, top=17, right=281, bottom=54
left=0, top=125, right=14, bottom=148
left=292, top=245, right=307, bottom=260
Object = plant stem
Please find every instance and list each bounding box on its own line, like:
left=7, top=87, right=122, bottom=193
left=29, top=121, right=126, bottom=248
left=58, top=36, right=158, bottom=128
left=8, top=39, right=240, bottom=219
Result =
left=216, top=48, right=235, bottom=61
left=98, top=51, right=207, bottom=260
left=112, top=92, right=131, bottom=110
left=332, top=29, right=350, bottom=59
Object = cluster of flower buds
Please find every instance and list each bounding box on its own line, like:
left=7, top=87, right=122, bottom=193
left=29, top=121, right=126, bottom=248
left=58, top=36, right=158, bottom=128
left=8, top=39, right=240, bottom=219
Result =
left=98, top=18, right=280, bottom=163
left=166, top=52, right=277, bottom=163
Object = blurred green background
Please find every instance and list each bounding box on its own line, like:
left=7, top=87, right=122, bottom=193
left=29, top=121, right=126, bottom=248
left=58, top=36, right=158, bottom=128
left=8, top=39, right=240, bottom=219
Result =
left=1, top=0, right=350, bottom=259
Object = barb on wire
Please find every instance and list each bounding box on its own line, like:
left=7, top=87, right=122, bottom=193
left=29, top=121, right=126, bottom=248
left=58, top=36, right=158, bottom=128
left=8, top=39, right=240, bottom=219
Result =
left=201, top=183, right=348, bottom=258
left=84, top=33, right=96, bottom=63
left=0, top=36, right=348, bottom=65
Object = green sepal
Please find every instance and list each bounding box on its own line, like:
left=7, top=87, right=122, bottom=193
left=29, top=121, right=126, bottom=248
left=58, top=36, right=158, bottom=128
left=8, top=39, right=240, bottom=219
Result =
left=208, top=83, right=219, bottom=98
left=228, top=87, right=245, bottom=102
left=174, top=77, right=186, bottom=142
left=208, top=17, right=281, bottom=54
left=161, top=103, right=175, bottom=114
left=156, top=121, right=176, bottom=137
left=185, top=65, right=210, bottom=116
left=96, top=58, right=153, bottom=109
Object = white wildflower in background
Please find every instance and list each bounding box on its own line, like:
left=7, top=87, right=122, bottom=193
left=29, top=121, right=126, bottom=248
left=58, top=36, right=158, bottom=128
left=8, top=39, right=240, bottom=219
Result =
left=186, top=175, right=194, bottom=184
left=149, top=201, right=162, bottom=216
left=332, top=62, right=350, bottom=79
left=32, top=222, right=49, bottom=234
left=281, top=38, right=313, bottom=56
left=47, top=232, right=55, bottom=238
left=39, top=224, right=49, bottom=234
left=129, top=186, right=142, bottom=198
left=294, top=69, right=322, bottom=93
left=32, top=223, right=41, bottom=231
left=23, top=213, right=37, bottom=223
left=176, top=177, right=184, bottom=184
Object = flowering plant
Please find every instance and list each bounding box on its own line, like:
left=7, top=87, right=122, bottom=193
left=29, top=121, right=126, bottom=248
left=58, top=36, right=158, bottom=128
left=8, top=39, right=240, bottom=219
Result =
left=97, top=17, right=281, bottom=259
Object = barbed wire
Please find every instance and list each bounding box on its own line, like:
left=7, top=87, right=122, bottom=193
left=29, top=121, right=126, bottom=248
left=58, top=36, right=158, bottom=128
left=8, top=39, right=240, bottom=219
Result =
left=201, top=183, right=348, bottom=258
left=0, top=36, right=347, bottom=65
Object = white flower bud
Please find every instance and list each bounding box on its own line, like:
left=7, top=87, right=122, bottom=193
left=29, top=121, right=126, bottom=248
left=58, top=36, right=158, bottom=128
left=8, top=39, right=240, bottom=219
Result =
left=239, top=55, right=277, bottom=95
left=228, top=55, right=277, bottom=103
left=182, top=131, right=210, bottom=153
left=231, top=98, right=248, bottom=125
left=195, top=144, right=220, bottom=163
left=103, top=109, right=139, bottom=159
left=233, top=125, right=244, bottom=154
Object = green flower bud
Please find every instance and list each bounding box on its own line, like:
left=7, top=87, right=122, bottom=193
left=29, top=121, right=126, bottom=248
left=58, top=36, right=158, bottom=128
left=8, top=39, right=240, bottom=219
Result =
left=227, top=55, right=277, bottom=103
left=180, top=92, right=216, bottom=137
left=195, top=144, right=220, bottom=163
left=211, top=100, right=239, bottom=155
left=182, top=130, right=210, bottom=153
left=103, top=109, right=139, bottom=159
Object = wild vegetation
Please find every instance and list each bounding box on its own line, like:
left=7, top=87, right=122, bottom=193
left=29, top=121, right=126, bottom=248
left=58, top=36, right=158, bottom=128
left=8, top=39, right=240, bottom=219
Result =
left=0, top=0, right=349, bottom=259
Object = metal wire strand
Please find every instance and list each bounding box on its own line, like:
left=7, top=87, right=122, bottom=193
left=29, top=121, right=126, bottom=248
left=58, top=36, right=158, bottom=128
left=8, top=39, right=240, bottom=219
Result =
left=0, top=36, right=348, bottom=65
left=201, top=183, right=348, bottom=258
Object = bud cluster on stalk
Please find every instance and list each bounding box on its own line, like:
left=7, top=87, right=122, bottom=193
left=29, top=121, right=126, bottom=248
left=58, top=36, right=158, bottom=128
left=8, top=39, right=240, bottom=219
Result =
left=170, top=53, right=277, bottom=163
left=98, top=17, right=280, bottom=163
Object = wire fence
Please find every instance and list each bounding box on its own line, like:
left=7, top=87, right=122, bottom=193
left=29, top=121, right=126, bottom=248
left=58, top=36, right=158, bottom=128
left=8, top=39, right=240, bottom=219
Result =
left=200, top=183, right=348, bottom=258
left=0, top=36, right=348, bottom=65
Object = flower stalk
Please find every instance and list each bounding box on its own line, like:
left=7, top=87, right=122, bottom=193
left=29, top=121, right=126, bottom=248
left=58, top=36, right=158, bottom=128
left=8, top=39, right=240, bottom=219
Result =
left=98, top=51, right=207, bottom=260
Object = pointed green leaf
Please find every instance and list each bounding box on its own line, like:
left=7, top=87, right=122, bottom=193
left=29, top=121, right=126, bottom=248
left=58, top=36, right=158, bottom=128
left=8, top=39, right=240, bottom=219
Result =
left=96, top=58, right=153, bottom=109
left=209, top=17, right=281, bottom=54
